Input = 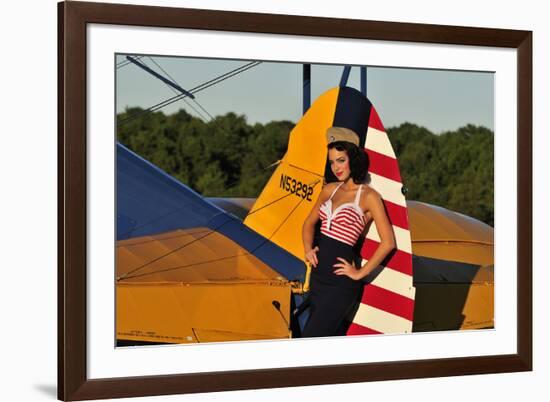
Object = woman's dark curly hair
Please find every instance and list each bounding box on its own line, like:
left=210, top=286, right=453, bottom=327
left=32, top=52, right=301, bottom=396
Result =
left=326, top=140, right=370, bottom=184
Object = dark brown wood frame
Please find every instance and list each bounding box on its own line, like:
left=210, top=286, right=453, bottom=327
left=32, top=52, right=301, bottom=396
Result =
left=58, top=1, right=532, bottom=400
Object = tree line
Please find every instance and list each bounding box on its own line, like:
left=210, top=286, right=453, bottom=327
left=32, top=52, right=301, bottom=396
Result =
left=117, top=108, right=494, bottom=226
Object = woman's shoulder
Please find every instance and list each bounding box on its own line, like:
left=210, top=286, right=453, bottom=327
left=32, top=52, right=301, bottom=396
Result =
left=359, top=184, right=382, bottom=206
left=362, top=183, right=381, bottom=196
left=318, top=182, right=339, bottom=202
left=322, top=181, right=340, bottom=192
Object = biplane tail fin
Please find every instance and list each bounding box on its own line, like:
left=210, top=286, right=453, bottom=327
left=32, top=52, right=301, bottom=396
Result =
left=244, top=85, right=416, bottom=336
left=243, top=88, right=340, bottom=261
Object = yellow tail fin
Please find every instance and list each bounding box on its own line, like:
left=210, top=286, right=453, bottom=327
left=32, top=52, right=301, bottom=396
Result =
left=243, top=88, right=340, bottom=261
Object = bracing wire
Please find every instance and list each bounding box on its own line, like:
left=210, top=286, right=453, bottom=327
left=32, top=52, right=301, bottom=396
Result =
left=145, top=57, right=211, bottom=122
left=117, top=61, right=261, bottom=126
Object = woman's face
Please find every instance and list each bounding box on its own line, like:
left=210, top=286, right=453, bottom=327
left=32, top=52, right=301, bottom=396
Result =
left=328, top=147, right=351, bottom=181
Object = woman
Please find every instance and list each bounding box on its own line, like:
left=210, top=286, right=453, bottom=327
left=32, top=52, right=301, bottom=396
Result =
left=301, top=126, right=396, bottom=337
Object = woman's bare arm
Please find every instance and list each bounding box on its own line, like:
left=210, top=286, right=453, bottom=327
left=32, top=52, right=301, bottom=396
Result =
left=302, top=182, right=335, bottom=265
left=355, top=190, right=396, bottom=279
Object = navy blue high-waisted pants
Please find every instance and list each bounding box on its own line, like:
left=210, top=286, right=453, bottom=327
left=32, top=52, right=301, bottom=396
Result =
left=301, top=233, right=364, bottom=337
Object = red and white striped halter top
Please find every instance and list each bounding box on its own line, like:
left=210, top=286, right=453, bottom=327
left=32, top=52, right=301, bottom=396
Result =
left=318, top=182, right=366, bottom=246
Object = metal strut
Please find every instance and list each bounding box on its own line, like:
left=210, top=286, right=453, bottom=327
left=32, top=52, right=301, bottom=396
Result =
left=126, top=55, right=195, bottom=99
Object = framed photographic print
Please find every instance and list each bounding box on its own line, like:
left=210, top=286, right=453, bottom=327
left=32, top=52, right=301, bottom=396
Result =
left=58, top=0, right=532, bottom=400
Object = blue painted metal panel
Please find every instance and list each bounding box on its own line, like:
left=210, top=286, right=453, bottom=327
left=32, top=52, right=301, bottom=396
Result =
left=116, top=142, right=305, bottom=282
left=117, top=142, right=220, bottom=240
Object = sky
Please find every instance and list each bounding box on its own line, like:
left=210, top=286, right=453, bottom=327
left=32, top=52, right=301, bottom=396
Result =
left=116, top=54, right=494, bottom=134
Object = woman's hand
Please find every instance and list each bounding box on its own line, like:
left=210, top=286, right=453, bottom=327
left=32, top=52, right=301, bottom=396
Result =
left=305, top=246, right=319, bottom=267
left=333, top=257, right=362, bottom=280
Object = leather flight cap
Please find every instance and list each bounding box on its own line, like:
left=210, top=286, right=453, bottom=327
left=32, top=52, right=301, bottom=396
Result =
left=326, top=126, right=360, bottom=146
